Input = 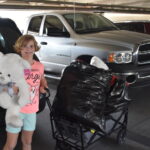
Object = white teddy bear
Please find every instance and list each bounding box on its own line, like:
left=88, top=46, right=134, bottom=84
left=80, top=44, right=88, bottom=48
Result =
left=0, top=52, right=30, bottom=127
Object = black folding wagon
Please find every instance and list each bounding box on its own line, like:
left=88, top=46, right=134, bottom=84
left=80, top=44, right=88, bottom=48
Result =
left=48, top=61, right=131, bottom=150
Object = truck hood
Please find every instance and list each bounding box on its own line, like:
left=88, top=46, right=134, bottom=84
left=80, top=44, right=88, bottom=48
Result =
left=80, top=30, right=150, bottom=49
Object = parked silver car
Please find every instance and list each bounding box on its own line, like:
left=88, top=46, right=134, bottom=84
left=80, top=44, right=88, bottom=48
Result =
left=23, top=11, right=150, bottom=86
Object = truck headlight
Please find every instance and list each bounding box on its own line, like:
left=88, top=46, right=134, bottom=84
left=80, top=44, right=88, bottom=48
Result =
left=108, top=52, right=132, bottom=64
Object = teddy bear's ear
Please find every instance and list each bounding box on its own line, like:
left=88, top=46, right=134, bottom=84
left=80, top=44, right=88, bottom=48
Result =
left=20, top=59, right=31, bottom=69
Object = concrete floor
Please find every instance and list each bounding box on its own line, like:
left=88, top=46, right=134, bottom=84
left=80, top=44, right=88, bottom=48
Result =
left=1, top=78, right=150, bottom=150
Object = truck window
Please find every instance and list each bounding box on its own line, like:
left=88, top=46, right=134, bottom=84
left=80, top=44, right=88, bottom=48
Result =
left=43, top=15, right=69, bottom=37
left=27, top=16, right=43, bottom=35
left=64, top=13, right=118, bottom=34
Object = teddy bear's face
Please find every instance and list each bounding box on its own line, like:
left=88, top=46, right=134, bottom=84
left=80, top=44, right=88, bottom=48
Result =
left=0, top=71, right=11, bottom=85
left=0, top=53, right=31, bottom=83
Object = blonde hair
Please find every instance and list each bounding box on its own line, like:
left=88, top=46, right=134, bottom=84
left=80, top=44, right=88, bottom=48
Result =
left=14, top=34, right=40, bottom=53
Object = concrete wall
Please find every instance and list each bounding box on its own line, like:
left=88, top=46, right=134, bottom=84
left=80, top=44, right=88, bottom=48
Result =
left=0, top=9, right=50, bottom=32
left=103, top=12, right=150, bottom=23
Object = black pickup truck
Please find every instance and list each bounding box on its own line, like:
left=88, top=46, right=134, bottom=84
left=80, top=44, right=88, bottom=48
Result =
left=0, top=18, right=22, bottom=127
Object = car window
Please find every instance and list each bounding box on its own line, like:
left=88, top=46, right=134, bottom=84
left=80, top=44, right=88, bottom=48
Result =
left=116, top=22, right=145, bottom=33
left=0, top=27, right=20, bottom=54
left=28, top=16, right=43, bottom=35
left=43, top=15, right=68, bottom=37
left=144, top=23, right=150, bottom=34
left=0, top=33, right=5, bottom=50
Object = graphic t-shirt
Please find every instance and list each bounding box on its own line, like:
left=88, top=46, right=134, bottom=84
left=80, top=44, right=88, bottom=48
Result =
left=20, top=60, right=44, bottom=113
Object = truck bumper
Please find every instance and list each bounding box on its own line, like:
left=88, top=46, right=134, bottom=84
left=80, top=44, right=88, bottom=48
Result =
left=108, top=63, right=150, bottom=87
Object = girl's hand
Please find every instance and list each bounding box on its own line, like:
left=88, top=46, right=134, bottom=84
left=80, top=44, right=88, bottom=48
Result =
left=12, top=85, right=19, bottom=94
left=2, top=88, right=7, bottom=92
left=40, top=76, right=48, bottom=93
left=40, top=86, right=47, bottom=93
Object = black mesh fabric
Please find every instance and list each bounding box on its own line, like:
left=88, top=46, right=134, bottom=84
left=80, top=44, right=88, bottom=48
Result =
left=52, top=61, right=112, bottom=129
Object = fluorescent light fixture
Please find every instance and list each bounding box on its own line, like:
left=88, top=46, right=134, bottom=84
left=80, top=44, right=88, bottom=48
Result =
left=0, top=0, right=6, bottom=3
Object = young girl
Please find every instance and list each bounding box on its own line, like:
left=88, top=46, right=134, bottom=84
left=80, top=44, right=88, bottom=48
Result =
left=3, top=34, right=48, bottom=150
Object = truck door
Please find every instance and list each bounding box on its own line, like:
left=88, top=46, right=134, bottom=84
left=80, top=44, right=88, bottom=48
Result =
left=28, top=15, right=71, bottom=75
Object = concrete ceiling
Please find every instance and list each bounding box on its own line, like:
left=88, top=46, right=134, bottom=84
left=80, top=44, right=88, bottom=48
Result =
left=0, top=0, right=150, bottom=13
left=56, top=0, right=150, bottom=8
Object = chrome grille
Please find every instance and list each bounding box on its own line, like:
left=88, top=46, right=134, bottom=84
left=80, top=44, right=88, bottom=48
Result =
left=138, top=43, right=150, bottom=64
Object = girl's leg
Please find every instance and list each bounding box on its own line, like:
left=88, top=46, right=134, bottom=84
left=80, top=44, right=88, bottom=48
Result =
left=21, top=130, right=34, bottom=150
left=21, top=113, right=36, bottom=150
left=3, top=132, right=19, bottom=150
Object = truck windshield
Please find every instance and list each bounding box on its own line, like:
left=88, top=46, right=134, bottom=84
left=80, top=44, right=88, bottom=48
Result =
left=63, top=13, right=118, bottom=34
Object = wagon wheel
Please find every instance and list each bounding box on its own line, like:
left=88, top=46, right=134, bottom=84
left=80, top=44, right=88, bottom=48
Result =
left=55, top=140, right=73, bottom=150
left=117, top=128, right=127, bottom=144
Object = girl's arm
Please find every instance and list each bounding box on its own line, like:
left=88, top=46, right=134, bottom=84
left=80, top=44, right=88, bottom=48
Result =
left=40, top=75, right=48, bottom=93
left=12, top=85, right=19, bottom=94
left=3, top=84, right=19, bottom=96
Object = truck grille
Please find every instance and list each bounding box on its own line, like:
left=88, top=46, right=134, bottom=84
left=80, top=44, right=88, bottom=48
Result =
left=138, top=43, right=150, bottom=64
